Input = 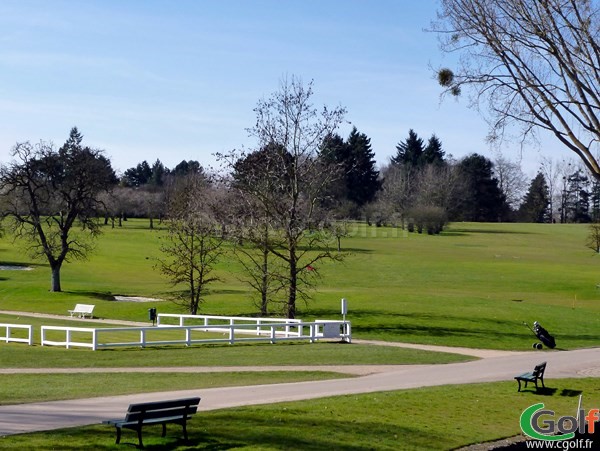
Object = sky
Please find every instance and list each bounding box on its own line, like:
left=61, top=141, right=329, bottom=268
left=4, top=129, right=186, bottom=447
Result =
left=0, top=0, right=566, bottom=177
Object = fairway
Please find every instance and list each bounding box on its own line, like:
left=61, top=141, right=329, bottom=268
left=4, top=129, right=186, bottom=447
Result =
left=1, top=221, right=598, bottom=350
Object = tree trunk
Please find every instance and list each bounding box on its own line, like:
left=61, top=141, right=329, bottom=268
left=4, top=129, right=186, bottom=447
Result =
left=287, top=254, right=297, bottom=319
left=50, top=264, right=62, bottom=292
left=149, top=217, right=154, bottom=230
left=260, top=246, right=269, bottom=316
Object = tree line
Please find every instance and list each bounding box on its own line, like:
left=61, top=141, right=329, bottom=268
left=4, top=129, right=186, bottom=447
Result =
left=0, top=76, right=593, bottom=317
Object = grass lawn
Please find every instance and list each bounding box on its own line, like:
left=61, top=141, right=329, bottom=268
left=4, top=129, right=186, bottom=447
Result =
left=0, top=371, right=351, bottom=405
left=1, top=220, right=599, bottom=450
left=1, top=221, right=599, bottom=350
left=0, top=339, right=472, bottom=368
left=2, top=378, right=597, bottom=450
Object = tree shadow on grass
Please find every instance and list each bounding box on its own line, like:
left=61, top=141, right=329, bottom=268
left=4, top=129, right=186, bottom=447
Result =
left=445, top=228, right=537, bottom=235
left=63, top=291, right=117, bottom=302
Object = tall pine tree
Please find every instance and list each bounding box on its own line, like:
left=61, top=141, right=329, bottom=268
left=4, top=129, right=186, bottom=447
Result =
left=457, top=154, right=509, bottom=222
left=518, top=173, right=550, bottom=223
left=391, top=129, right=425, bottom=167
left=423, top=134, right=445, bottom=165
left=320, top=128, right=380, bottom=212
left=345, top=127, right=381, bottom=206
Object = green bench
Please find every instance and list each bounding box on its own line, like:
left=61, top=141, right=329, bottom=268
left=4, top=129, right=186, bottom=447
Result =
left=514, top=361, right=546, bottom=392
left=103, top=396, right=201, bottom=448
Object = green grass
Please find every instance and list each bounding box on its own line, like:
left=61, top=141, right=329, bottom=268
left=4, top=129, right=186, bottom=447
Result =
left=1, top=221, right=599, bottom=350
left=0, top=372, right=350, bottom=405
left=1, top=220, right=599, bottom=450
left=0, top=340, right=471, bottom=368
left=2, top=378, right=597, bottom=450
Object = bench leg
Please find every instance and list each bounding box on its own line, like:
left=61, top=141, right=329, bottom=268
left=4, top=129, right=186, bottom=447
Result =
left=137, top=426, right=144, bottom=449
left=161, top=423, right=167, bottom=437
left=517, top=380, right=522, bottom=392
left=182, top=420, right=189, bottom=442
left=115, top=427, right=122, bottom=444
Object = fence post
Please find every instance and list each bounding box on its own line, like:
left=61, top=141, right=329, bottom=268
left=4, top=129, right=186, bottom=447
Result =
left=92, top=329, right=98, bottom=351
left=229, top=324, right=235, bottom=345
left=270, top=325, right=276, bottom=344
left=66, top=329, right=71, bottom=349
left=140, top=329, right=145, bottom=348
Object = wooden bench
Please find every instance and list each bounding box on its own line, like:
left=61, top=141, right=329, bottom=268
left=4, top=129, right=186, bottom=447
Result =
left=67, top=303, right=95, bottom=318
left=103, top=397, right=201, bottom=448
left=514, top=362, right=546, bottom=392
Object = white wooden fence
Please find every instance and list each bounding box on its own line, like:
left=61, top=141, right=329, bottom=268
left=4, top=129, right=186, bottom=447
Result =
left=157, top=313, right=304, bottom=337
left=40, top=318, right=351, bottom=350
left=0, top=323, right=34, bottom=345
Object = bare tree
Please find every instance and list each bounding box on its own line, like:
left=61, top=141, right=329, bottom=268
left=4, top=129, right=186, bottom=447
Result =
left=539, top=156, right=578, bottom=222
left=0, top=128, right=116, bottom=292
left=586, top=222, right=600, bottom=253
left=373, top=164, right=416, bottom=227
left=492, top=153, right=527, bottom=210
left=155, top=174, right=225, bottom=314
left=223, top=77, right=346, bottom=318
left=434, top=0, right=600, bottom=179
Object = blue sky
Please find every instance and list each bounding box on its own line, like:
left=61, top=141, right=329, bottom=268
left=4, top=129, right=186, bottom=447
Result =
left=0, top=0, right=559, bottom=176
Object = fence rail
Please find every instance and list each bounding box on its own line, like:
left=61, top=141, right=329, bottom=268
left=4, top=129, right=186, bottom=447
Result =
left=157, top=313, right=304, bottom=337
left=40, top=319, right=351, bottom=351
left=0, top=323, right=33, bottom=345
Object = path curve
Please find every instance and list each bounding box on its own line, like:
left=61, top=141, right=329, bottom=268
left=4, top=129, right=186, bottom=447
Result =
left=1, top=346, right=599, bottom=436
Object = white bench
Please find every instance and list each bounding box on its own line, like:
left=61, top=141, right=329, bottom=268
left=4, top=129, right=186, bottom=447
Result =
left=68, top=304, right=95, bottom=318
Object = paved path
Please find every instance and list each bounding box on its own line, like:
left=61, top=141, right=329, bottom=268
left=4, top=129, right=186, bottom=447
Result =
left=1, top=344, right=599, bottom=436
left=1, top=311, right=599, bottom=436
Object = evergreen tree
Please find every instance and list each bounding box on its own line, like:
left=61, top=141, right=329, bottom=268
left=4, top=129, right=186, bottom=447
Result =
left=565, top=169, right=591, bottom=223
left=320, top=133, right=351, bottom=202
left=391, top=129, right=425, bottom=168
left=172, top=160, right=202, bottom=177
left=320, top=128, right=380, bottom=211
left=518, top=173, right=550, bottom=222
left=123, top=160, right=152, bottom=187
left=345, top=127, right=381, bottom=206
left=423, top=134, right=445, bottom=166
left=457, top=154, right=508, bottom=222
left=590, top=179, right=600, bottom=222
left=149, top=159, right=166, bottom=186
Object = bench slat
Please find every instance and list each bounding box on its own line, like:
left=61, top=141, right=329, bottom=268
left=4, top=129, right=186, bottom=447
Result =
left=125, top=408, right=198, bottom=423
left=127, top=397, right=200, bottom=412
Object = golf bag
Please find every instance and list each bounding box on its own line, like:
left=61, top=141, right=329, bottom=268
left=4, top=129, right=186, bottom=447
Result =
left=532, top=321, right=556, bottom=349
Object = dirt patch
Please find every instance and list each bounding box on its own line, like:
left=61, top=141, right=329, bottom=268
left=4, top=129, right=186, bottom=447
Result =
left=113, top=296, right=163, bottom=303
left=0, top=265, right=33, bottom=271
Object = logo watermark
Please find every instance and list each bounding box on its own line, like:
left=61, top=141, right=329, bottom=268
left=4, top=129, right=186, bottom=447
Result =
left=520, top=402, right=598, bottom=445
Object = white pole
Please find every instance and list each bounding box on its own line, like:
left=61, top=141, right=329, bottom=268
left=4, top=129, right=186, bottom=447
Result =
left=341, top=298, right=348, bottom=339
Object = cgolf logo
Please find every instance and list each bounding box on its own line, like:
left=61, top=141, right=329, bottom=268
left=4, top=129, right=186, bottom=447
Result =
left=520, top=403, right=599, bottom=441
